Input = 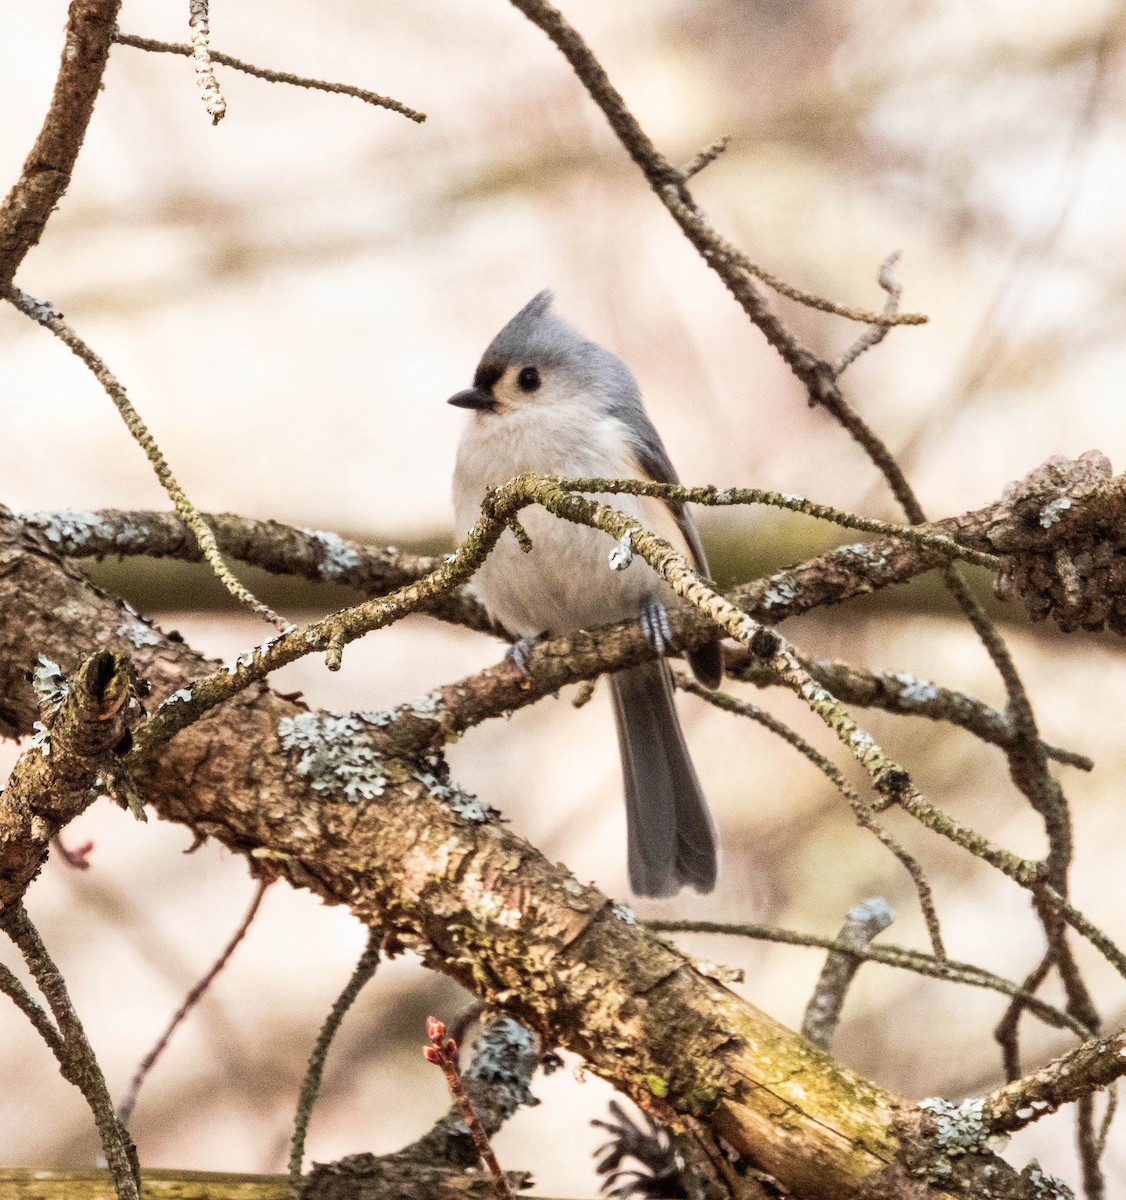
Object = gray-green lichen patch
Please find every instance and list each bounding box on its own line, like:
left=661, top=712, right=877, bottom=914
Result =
left=30, top=721, right=50, bottom=757
left=917, top=1096, right=1002, bottom=1157
left=277, top=711, right=387, bottom=801
left=464, top=1017, right=539, bottom=1114
left=362, top=690, right=446, bottom=729
left=612, top=903, right=637, bottom=924
left=761, top=579, right=799, bottom=609
left=32, top=655, right=68, bottom=712
left=116, top=619, right=160, bottom=648
left=414, top=769, right=494, bottom=822
left=302, top=528, right=363, bottom=579
left=889, top=672, right=940, bottom=706
left=1039, top=497, right=1072, bottom=529
left=1020, top=1161, right=1072, bottom=1199
left=839, top=541, right=890, bottom=569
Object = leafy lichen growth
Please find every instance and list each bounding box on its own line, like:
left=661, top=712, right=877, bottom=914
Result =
left=277, top=711, right=387, bottom=802
left=116, top=619, right=160, bottom=648
left=32, top=655, right=68, bottom=713
left=414, top=769, right=493, bottom=822
left=916, top=1097, right=1010, bottom=1168
left=608, top=529, right=634, bottom=571
left=611, top=903, right=637, bottom=925
left=1020, top=1161, right=1072, bottom=1199
left=761, top=579, right=799, bottom=609
left=889, top=672, right=940, bottom=706
left=1039, top=497, right=1072, bottom=529
left=464, top=1017, right=539, bottom=1114
left=303, top=528, right=363, bottom=579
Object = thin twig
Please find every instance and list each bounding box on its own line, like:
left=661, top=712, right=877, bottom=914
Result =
left=995, top=952, right=1057, bottom=1080
left=117, top=878, right=272, bottom=1125
left=679, top=136, right=729, bottom=180
left=289, top=929, right=382, bottom=1198
left=0, top=960, right=65, bottom=1059
left=832, top=252, right=903, bottom=375
left=801, top=898, right=893, bottom=1051
left=399, top=1015, right=538, bottom=1167
left=647, top=920, right=1089, bottom=1039
left=113, top=32, right=426, bottom=123
left=3, top=286, right=288, bottom=631
left=676, top=674, right=945, bottom=958
left=1, top=903, right=138, bottom=1200
left=424, top=1017, right=514, bottom=1200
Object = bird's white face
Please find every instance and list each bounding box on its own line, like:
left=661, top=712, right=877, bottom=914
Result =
left=449, top=355, right=579, bottom=417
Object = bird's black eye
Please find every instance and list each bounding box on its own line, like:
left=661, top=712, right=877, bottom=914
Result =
left=516, top=366, right=541, bottom=393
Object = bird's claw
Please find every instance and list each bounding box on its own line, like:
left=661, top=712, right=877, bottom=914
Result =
left=506, top=632, right=548, bottom=677
left=639, top=596, right=675, bottom=657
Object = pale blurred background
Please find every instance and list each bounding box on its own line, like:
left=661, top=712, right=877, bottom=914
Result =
left=2, top=0, right=1126, bottom=1194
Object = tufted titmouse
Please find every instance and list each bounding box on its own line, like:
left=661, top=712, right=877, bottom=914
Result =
left=449, top=291, right=721, bottom=897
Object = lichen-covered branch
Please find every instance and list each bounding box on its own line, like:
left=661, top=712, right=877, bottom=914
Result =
left=0, top=503, right=919, bottom=1200
left=21, top=508, right=490, bottom=632
left=723, top=649, right=1091, bottom=771
left=0, top=498, right=1110, bottom=1196
left=5, top=289, right=289, bottom=631
left=0, top=903, right=139, bottom=1200
left=801, top=899, right=894, bottom=1051
left=982, top=1026, right=1126, bottom=1137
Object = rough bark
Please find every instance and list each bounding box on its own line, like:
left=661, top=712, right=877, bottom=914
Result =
left=0, top=511, right=907, bottom=1198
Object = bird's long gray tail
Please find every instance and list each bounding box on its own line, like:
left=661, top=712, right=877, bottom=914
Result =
left=609, top=660, right=718, bottom=898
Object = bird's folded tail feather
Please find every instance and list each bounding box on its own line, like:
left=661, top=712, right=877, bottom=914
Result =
left=609, top=660, right=718, bottom=898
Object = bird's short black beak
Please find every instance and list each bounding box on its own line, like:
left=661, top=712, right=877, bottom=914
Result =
left=447, top=387, right=496, bottom=412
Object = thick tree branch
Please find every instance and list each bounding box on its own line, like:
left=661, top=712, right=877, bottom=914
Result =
left=0, top=500, right=1102, bottom=1198
left=0, top=509, right=914, bottom=1200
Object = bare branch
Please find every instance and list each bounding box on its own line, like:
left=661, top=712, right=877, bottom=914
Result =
left=0, top=903, right=138, bottom=1200
left=832, top=252, right=904, bottom=376
left=675, top=674, right=945, bottom=958
left=801, top=898, right=893, bottom=1051
left=289, top=930, right=382, bottom=1196
left=117, top=878, right=272, bottom=1126
left=0, top=0, right=121, bottom=282
left=113, top=32, right=426, bottom=123
left=678, top=136, right=729, bottom=181
left=648, top=919, right=1089, bottom=1040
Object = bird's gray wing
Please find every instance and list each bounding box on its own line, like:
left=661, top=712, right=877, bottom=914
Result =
left=626, top=413, right=710, bottom=578
left=623, top=410, right=723, bottom=689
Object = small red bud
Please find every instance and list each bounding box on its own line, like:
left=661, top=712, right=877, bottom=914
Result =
left=425, top=1015, right=445, bottom=1043
left=445, top=1037, right=457, bottom=1058
left=423, top=1045, right=442, bottom=1064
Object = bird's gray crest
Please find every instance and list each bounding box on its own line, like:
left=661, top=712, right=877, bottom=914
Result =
left=481, top=288, right=590, bottom=371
